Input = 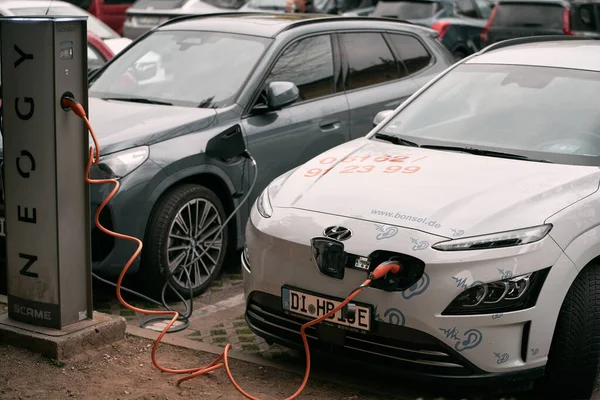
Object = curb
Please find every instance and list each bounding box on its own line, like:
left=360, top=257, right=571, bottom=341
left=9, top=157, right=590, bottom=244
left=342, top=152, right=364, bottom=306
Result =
left=0, top=295, right=7, bottom=304
left=125, top=325, right=402, bottom=398
left=126, top=325, right=302, bottom=375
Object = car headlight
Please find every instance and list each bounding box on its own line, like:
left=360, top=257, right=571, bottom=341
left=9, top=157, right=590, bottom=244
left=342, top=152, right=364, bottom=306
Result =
left=256, top=186, right=273, bottom=218
left=432, top=224, right=552, bottom=251
left=442, top=268, right=550, bottom=315
left=96, top=146, right=149, bottom=179
left=255, top=167, right=298, bottom=219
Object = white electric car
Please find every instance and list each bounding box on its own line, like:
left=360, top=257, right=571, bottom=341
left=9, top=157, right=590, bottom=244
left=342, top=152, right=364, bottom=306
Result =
left=242, top=36, right=600, bottom=398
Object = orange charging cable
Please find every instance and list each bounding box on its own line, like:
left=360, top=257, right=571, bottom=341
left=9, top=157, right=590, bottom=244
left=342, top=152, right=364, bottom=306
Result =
left=62, top=96, right=401, bottom=399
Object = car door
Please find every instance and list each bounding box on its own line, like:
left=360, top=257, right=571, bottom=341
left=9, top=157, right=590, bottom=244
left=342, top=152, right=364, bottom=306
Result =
left=241, top=33, right=351, bottom=198
left=338, top=31, right=419, bottom=139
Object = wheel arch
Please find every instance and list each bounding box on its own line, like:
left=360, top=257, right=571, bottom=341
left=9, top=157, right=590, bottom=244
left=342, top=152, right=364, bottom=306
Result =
left=141, top=164, right=243, bottom=262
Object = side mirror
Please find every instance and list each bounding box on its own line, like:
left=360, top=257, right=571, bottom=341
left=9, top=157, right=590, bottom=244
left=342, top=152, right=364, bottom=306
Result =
left=265, top=81, right=299, bottom=110
left=373, top=110, right=394, bottom=127
left=205, top=124, right=247, bottom=160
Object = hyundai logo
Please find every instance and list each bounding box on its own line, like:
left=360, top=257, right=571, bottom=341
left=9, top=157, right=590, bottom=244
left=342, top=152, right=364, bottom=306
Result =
left=323, top=226, right=352, bottom=241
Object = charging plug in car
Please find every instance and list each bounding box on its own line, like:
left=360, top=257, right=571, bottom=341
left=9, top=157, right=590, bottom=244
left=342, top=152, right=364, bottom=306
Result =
left=367, top=252, right=425, bottom=292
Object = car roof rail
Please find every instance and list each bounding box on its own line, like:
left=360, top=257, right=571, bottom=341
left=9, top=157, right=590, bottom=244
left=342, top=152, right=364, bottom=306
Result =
left=275, top=15, right=425, bottom=35
left=157, top=11, right=282, bottom=29
left=279, top=15, right=415, bottom=30
left=478, top=35, right=596, bottom=54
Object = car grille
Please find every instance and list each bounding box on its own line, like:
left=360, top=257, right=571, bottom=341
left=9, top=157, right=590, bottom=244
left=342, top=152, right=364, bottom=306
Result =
left=246, top=292, right=475, bottom=376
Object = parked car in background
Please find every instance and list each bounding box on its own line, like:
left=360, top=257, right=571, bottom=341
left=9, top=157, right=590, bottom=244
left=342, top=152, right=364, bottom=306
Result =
left=88, top=31, right=118, bottom=72
left=63, top=0, right=136, bottom=35
left=430, top=0, right=496, bottom=58
left=0, top=0, right=132, bottom=54
left=352, top=0, right=495, bottom=59
left=240, top=0, right=367, bottom=15
left=480, top=0, right=572, bottom=47
left=123, top=0, right=246, bottom=39
left=0, top=14, right=454, bottom=298
left=370, top=0, right=453, bottom=23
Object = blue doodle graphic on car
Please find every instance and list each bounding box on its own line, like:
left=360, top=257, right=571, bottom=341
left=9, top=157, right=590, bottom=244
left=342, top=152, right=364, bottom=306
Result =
left=410, top=237, right=429, bottom=251
left=531, top=348, right=539, bottom=356
left=374, top=224, right=399, bottom=240
left=452, top=276, right=483, bottom=290
left=374, top=306, right=405, bottom=326
left=494, top=352, right=509, bottom=364
left=439, top=327, right=483, bottom=352
left=451, top=228, right=465, bottom=237
left=402, top=272, right=430, bottom=300
left=498, top=268, right=514, bottom=279
left=492, top=313, right=503, bottom=319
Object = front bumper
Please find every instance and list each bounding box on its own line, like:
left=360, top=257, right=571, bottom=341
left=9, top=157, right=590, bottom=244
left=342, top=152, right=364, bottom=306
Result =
left=242, top=205, right=579, bottom=382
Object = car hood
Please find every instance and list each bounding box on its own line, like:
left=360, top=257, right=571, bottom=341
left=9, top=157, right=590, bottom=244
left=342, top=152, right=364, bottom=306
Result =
left=87, top=97, right=217, bottom=154
left=272, top=138, right=600, bottom=238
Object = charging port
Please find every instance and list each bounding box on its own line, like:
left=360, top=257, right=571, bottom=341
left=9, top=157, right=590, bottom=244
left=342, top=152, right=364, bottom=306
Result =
left=367, top=251, right=425, bottom=292
left=60, top=91, right=75, bottom=111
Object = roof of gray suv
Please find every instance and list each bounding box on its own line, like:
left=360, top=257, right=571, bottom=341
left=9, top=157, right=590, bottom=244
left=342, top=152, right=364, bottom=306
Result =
left=157, top=12, right=437, bottom=38
left=469, top=39, right=600, bottom=71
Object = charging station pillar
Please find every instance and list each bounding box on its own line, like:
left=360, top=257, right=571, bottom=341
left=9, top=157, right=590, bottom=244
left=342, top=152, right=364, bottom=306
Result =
left=0, top=17, right=93, bottom=329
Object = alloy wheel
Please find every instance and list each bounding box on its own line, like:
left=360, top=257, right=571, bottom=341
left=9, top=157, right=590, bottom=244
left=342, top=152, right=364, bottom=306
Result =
left=166, top=197, right=223, bottom=290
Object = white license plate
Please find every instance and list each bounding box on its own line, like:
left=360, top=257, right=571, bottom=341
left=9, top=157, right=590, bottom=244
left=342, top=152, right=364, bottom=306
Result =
left=137, top=16, right=160, bottom=25
left=281, top=287, right=371, bottom=331
left=0, top=216, right=5, bottom=237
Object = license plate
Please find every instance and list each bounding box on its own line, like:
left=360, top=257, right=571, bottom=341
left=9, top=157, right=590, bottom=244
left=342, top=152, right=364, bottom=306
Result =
left=0, top=216, right=5, bottom=237
left=136, top=16, right=160, bottom=25
left=281, top=286, right=371, bottom=331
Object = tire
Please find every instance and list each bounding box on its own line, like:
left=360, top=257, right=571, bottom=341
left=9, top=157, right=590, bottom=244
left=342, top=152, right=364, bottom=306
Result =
left=142, top=184, right=229, bottom=299
left=453, top=50, right=467, bottom=61
left=539, top=262, right=600, bottom=399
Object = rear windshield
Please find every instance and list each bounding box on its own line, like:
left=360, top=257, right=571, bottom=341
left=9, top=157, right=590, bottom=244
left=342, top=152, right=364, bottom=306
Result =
left=372, top=1, right=439, bottom=19
left=492, top=3, right=565, bottom=29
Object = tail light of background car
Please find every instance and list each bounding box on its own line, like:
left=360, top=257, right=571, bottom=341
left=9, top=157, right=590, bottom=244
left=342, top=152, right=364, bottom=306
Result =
left=480, top=3, right=499, bottom=43
left=563, top=7, right=574, bottom=35
left=431, top=20, right=451, bottom=40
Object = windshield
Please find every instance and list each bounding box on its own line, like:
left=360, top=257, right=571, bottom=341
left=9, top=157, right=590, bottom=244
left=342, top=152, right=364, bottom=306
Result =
left=9, top=6, right=118, bottom=38
left=491, top=3, right=564, bottom=29
left=372, top=1, right=439, bottom=19
left=375, top=63, right=600, bottom=164
left=89, top=30, right=271, bottom=108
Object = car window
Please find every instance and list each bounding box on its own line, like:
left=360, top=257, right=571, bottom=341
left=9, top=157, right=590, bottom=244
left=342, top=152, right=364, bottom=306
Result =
left=387, top=34, right=432, bottom=76
left=491, top=3, right=565, bottom=29
left=339, top=32, right=399, bottom=90
left=266, top=35, right=334, bottom=102
left=474, top=0, right=494, bottom=18
left=376, top=63, right=600, bottom=164
left=455, top=0, right=478, bottom=18
left=9, top=6, right=119, bottom=39
left=89, top=30, right=271, bottom=108
left=572, top=3, right=599, bottom=32
left=372, top=0, right=440, bottom=19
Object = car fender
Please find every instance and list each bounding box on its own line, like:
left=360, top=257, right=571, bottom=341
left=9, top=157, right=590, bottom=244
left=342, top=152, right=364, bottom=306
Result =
left=142, top=159, right=245, bottom=247
left=545, top=178, right=600, bottom=271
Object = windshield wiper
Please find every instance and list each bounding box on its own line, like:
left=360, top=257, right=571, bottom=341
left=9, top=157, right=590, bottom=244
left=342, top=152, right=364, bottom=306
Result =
left=102, top=97, right=173, bottom=106
left=420, top=145, right=552, bottom=163
left=374, top=133, right=419, bottom=147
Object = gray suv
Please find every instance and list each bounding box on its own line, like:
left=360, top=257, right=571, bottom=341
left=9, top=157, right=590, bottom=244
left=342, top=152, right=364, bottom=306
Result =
left=0, top=13, right=454, bottom=298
